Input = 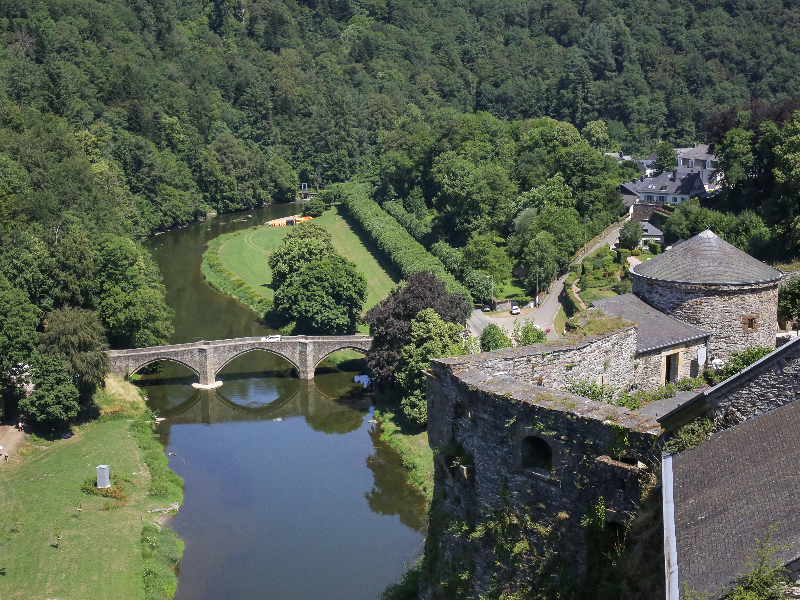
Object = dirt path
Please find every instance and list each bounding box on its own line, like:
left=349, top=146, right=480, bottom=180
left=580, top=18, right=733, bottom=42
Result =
left=0, top=425, right=25, bottom=463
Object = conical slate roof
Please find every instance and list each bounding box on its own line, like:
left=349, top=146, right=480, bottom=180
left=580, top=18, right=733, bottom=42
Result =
left=630, top=230, right=783, bottom=285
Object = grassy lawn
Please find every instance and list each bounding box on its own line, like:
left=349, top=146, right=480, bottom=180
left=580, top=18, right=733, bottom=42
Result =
left=554, top=306, right=567, bottom=335
left=373, top=390, right=434, bottom=502
left=217, top=205, right=400, bottom=311
left=579, top=287, right=618, bottom=305
left=0, top=377, right=168, bottom=600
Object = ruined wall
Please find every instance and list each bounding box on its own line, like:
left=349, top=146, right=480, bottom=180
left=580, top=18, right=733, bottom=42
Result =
left=441, top=327, right=638, bottom=395
left=633, top=277, right=779, bottom=359
left=635, top=339, right=707, bottom=390
left=421, top=359, right=661, bottom=600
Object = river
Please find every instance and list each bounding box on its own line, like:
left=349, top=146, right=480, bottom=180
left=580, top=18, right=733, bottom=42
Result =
left=137, top=203, right=427, bottom=600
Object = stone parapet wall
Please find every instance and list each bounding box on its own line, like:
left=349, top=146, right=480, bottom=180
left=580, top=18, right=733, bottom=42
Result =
left=438, top=327, right=638, bottom=396
left=633, top=277, right=779, bottom=359
left=704, top=336, right=800, bottom=426
left=422, top=361, right=660, bottom=599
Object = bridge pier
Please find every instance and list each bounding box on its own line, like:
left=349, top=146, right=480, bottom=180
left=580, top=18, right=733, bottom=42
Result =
left=192, top=346, right=223, bottom=388
left=297, top=340, right=314, bottom=380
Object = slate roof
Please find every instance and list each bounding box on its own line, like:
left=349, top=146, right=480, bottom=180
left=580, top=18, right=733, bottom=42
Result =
left=671, top=398, right=800, bottom=598
left=591, top=293, right=709, bottom=353
left=637, top=171, right=704, bottom=196
left=631, top=230, right=783, bottom=285
left=642, top=222, right=663, bottom=237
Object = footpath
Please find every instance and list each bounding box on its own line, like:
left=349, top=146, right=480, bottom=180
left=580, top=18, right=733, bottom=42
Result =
left=0, top=424, right=24, bottom=463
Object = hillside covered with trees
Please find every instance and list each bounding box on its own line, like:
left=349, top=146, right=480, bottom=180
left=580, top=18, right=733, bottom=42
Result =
left=2, top=0, right=800, bottom=429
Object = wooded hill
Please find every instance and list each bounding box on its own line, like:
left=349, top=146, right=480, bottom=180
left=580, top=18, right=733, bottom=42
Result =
left=1, top=0, right=800, bottom=420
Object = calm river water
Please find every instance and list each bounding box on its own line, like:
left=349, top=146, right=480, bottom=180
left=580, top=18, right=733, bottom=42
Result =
left=138, top=203, right=427, bottom=600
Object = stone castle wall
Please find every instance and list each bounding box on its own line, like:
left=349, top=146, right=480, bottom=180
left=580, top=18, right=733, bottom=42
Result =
left=632, top=277, right=779, bottom=359
left=442, top=327, right=638, bottom=395
left=422, top=359, right=661, bottom=599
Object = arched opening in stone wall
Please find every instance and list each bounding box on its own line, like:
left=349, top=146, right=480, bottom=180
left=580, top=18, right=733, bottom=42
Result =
left=521, top=436, right=553, bottom=471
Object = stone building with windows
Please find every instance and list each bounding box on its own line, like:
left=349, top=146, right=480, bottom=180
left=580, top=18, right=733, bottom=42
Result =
left=419, top=229, right=792, bottom=600
left=630, top=230, right=783, bottom=360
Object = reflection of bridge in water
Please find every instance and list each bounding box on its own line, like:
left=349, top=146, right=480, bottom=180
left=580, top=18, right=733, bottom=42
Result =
left=107, top=335, right=373, bottom=387
left=156, top=379, right=372, bottom=426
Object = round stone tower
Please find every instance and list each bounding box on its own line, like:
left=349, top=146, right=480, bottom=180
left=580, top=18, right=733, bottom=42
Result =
left=630, top=230, right=783, bottom=360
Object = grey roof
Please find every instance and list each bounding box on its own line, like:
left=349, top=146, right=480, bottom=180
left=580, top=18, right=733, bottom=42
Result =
left=636, top=171, right=704, bottom=196
left=676, top=144, right=716, bottom=161
left=642, top=222, right=663, bottom=236
left=631, top=230, right=783, bottom=285
left=671, top=398, right=800, bottom=598
left=591, top=293, right=709, bottom=353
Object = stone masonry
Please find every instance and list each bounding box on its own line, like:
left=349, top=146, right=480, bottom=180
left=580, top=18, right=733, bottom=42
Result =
left=107, top=335, right=373, bottom=385
left=659, top=335, right=800, bottom=431
left=422, top=354, right=661, bottom=599
left=633, top=277, right=780, bottom=360
left=635, top=338, right=707, bottom=390
left=441, top=327, right=638, bottom=396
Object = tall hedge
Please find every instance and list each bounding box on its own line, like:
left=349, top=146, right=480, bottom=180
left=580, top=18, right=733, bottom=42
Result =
left=383, top=201, right=431, bottom=243
left=341, top=185, right=471, bottom=304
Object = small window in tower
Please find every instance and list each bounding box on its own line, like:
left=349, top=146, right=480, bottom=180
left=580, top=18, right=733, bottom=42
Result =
left=741, top=314, right=760, bottom=333
left=521, top=436, right=553, bottom=471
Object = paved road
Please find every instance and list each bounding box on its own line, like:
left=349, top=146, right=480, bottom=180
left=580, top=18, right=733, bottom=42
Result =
left=467, top=221, right=624, bottom=341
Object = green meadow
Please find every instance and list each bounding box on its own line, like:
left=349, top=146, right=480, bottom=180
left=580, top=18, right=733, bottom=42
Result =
left=0, top=376, right=182, bottom=600
left=215, top=205, right=401, bottom=311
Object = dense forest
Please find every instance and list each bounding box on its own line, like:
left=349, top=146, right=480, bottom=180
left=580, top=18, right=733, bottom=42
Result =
left=1, top=0, right=800, bottom=425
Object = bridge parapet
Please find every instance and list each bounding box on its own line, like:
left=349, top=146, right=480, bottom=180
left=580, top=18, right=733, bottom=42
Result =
left=107, top=335, right=373, bottom=386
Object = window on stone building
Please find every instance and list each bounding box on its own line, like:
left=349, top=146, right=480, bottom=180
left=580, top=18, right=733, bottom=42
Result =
left=521, top=436, right=552, bottom=471
left=741, top=314, right=760, bottom=333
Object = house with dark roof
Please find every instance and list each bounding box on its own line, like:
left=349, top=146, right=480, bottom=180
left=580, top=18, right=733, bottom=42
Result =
left=641, top=221, right=664, bottom=248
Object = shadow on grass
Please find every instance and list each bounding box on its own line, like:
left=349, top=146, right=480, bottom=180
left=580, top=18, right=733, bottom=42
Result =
left=336, top=208, right=403, bottom=284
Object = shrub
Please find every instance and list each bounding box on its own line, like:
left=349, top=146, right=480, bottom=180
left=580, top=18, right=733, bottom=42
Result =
left=383, top=201, right=431, bottom=242
left=480, top=323, right=513, bottom=352
left=303, top=197, right=325, bottom=217
left=565, top=378, right=616, bottom=403
left=617, top=249, right=631, bottom=264
left=647, top=241, right=662, bottom=254
left=569, top=264, right=582, bottom=275
left=664, top=417, right=714, bottom=453
left=583, top=262, right=594, bottom=274
left=631, top=249, right=641, bottom=256
left=720, top=346, right=773, bottom=379
left=341, top=184, right=471, bottom=304
left=514, top=320, right=547, bottom=345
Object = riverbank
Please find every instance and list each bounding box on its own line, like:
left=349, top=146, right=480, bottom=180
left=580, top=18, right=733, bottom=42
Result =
left=374, top=391, right=434, bottom=502
left=200, top=205, right=400, bottom=324
left=0, top=375, right=183, bottom=600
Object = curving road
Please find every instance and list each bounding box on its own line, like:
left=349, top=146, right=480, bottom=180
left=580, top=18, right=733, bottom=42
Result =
left=467, top=221, right=624, bottom=341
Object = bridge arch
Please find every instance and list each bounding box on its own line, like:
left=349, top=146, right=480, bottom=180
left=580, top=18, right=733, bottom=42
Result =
left=213, top=347, right=301, bottom=380
left=312, top=346, right=369, bottom=371
left=126, top=357, right=201, bottom=381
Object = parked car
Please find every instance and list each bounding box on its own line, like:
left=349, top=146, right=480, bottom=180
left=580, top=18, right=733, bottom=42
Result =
left=510, top=302, right=520, bottom=315
left=261, top=335, right=282, bottom=341
left=482, top=305, right=491, bottom=312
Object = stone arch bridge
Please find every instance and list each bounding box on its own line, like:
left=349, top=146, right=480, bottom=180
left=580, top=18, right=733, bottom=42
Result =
left=107, top=335, right=373, bottom=387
